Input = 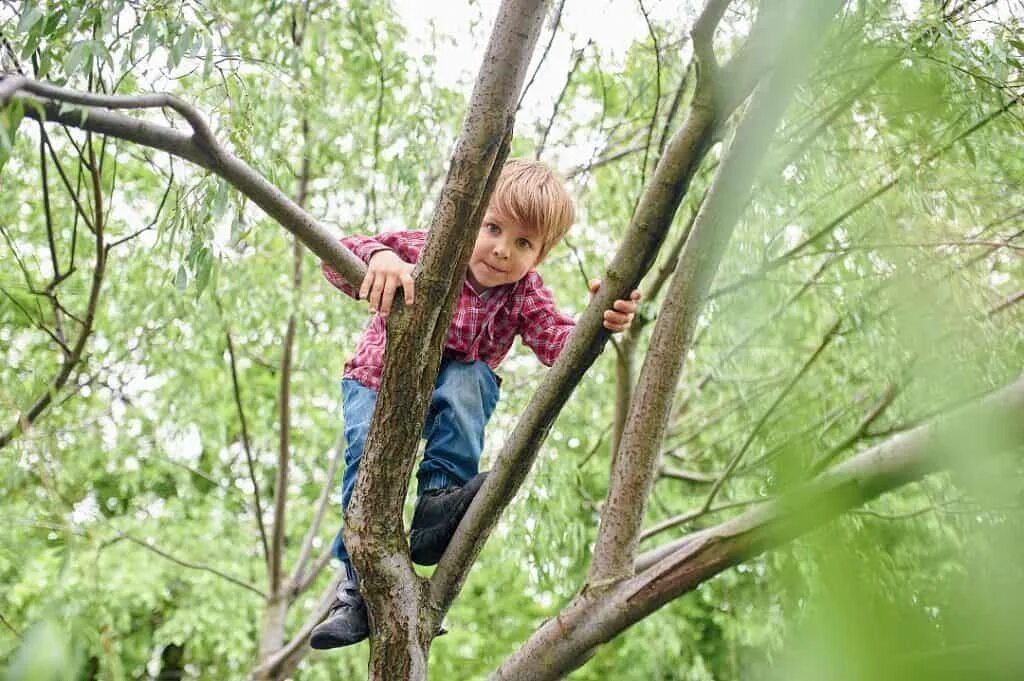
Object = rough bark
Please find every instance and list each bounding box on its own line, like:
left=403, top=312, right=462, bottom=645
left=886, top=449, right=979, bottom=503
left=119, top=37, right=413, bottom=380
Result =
left=338, top=2, right=552, bottom=678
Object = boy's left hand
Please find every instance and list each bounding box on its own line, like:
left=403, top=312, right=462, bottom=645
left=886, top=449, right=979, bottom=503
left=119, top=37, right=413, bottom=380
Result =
left=589, top=279, right=642, bottom=333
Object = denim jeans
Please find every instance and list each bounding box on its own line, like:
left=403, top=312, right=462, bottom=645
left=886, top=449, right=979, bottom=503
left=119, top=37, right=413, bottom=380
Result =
left=331, top=357, right=501, bottom=563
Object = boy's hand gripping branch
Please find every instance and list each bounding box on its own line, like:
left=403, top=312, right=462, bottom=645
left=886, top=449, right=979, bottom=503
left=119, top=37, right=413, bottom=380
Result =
left=359, top=250, right=416, bottom=317
left=589, top=279, right=642, bottom=334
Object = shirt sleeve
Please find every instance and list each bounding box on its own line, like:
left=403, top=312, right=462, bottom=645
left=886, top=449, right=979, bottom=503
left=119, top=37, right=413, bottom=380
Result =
left=518, top=273, right=577, bottom=367
left=321, top=230, right=426, bottom=298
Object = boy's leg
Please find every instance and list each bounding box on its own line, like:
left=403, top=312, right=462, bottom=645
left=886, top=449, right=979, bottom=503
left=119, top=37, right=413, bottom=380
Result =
left=411, top=358, right=500, bottom=565
left=330, top=378, right=378, bottom=577
left=418, top=358, right=501, bottom=492
left=311, top=379, right=376, bottom=650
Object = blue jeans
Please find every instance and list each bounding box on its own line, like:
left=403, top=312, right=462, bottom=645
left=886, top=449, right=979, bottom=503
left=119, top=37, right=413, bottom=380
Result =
left=331, top=358, right=501, bottom=563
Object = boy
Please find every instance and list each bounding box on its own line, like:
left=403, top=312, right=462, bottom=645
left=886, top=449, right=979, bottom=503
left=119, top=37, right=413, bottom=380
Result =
left=311, top=159, right=640, bottom=649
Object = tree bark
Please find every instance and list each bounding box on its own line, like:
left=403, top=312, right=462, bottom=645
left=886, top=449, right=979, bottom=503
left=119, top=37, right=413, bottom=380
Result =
left=338, top=2, right=552, bottom=678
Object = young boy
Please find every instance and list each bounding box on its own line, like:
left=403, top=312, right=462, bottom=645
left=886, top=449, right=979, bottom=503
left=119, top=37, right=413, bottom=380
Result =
left=310, top=159, right=640, bottom=649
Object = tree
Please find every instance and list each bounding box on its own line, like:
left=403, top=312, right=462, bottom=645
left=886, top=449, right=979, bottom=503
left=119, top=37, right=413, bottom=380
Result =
left=2, top=0, right=1022, bottom=679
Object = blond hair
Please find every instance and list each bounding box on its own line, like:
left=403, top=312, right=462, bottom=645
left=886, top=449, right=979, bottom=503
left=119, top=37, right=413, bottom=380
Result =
left=488, top=159, right=575, bottom=262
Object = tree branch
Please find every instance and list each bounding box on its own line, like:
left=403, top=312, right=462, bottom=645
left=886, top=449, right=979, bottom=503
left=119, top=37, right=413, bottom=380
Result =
left=492, top=373, right=1024, bottom=680
left=432, top=0, right=796, bottom=613
left=586, top=0, right=842, bottom=587
left=223, top=327, right=271, bottom=568
left=269, top=314, right=296, bottom=596
left=6, top=77, right=368, bottom=290
left=109, top=532, right=267, bottom=598
left=290, top=443, right=342, bottom=590
left=339, top=3, right=553, bottom=670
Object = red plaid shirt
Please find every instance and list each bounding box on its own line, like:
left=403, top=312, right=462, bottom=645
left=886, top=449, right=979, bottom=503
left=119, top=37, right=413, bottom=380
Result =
left=322, top=230, right=576, bottom=390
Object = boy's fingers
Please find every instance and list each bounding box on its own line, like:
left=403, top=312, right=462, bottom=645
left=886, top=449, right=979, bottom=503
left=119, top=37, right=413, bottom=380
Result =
left=380, top=278, right=398, bottom=317
left=401, top=272, right=415, bottom=305
left=369, top=275, right=386, bottom=313
left=359, top=271, right=374, bottom=302
left=589, top=278, right=601, bottom=293
left=604, top=309, right=635, bottom=328
left=631, top=289, right=642, bottom=301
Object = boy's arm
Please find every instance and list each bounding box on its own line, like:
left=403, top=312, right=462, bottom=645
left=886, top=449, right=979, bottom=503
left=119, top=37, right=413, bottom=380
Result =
left=519, top=276, right=578, bottom=367
left=520, top=276, right=642, bottom=366
left=321, top=230, right=426, bottom=299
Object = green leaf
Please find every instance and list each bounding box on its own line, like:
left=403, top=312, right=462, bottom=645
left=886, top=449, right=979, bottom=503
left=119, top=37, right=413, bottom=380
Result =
left=62, top=41, right=89, bottom=75
left=175, top=264, right=188, bottom=291
left=2, top=619, right=77, bottom=681
left=0, top=100, right=25, bottom=175
left=16, top=5, right=44, bottom=34
left=962, top=139, right=976, bottom=166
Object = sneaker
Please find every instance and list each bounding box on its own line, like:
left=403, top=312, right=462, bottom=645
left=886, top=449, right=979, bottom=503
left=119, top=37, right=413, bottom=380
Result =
left=409, top=471, right=489, bottom=566
left=308, top=581, right=369, bottom=649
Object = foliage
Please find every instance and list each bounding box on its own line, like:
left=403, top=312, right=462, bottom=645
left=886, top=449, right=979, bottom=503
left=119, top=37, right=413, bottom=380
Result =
left=2, top=0, right=1022, bottom=679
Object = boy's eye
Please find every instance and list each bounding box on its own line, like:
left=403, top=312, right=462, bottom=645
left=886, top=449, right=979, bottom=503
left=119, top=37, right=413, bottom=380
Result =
left=486, top=223, right=500, bottom=234
left=516, top=238, right=533, bottom=250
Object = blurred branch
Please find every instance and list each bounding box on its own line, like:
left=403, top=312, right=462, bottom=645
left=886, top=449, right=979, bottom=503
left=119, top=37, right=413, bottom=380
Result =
left=710, top=91, right=1024, bottom=301
left=536, top=42, right=587, bottom=159
left=518, top=0, right=567, bottom=110
left=0, top=611, right=20, bottom=637
left=988, top=290, right=1024, bottom=317
left=658, top=466, right=717, bottom=483
left=223, top=326, right=271, bottom=568
left=269, top=314, right=296, bottom=596
left=639, top=497, right=763, bottom=543
left=701, top=318, right=842, bottom=512
left=107, top=532, right=266, bottom=598
left=290, top=444, right=342, bottom=590
left=808, top=383, right=899, bottom=476
left=656, top=63, right=693, bottom=158
left=251, top=570, right=342, bottom=680
left=0, top=131, right=108, bottom=450
left=566, top=144, right=646, bottom=179
left=293, top=543, right=335, bottom=597
left=108, top=164, right=174, bottom=250
left=636, top=0, right=662, bottom=188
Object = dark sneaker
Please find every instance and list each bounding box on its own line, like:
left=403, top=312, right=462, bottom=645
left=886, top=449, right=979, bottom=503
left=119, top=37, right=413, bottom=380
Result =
left=309, top=581, right=369, bottom=649
left=410, top=471, right=489, bottom=566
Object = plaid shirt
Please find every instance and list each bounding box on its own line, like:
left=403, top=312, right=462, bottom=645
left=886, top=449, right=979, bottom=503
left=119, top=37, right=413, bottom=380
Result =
left=322, top=230, right=576, bottom=390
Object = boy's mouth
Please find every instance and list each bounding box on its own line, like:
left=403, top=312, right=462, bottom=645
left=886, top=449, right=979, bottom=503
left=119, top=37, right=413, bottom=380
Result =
left=483, top=262, right=506, bottom=274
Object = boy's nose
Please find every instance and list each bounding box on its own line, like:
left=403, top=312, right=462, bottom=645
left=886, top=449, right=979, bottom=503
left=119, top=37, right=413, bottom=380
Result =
left=492, top=242, right=509, bottom=258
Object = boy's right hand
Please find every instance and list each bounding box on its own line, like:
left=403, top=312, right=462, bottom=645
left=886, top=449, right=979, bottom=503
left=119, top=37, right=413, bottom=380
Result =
left=360, top=250, right=415, bottom=318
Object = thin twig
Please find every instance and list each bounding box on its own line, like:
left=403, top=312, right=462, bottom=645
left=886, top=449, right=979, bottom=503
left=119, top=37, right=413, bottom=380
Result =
left=108, top=164, right=175, bottom=249
left=536, top=43, right=587, bottom=159
left=639, top=497, right=763, bottom=543
left=701, top=318, right=842, bottom=512
left=110, top=532, right=266, bottom=598
left=518, top=0, right=567, bottom=110
left=223, top=327, right=271, bottom=567
left=636, top=0, right=662, bottom=189
left=0, top=611, right=20, bottom=637
left=291, top=443, right=342, bottom=588
left=269, top=315, right=296, bottom=595
left=988, top=289, right=1024, bottom=317
left=808, top=384, right=898, bottom=475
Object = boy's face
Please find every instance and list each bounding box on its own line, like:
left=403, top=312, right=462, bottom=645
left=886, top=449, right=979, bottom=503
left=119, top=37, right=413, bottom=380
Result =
left=466, top=209, right=542, bottom=290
